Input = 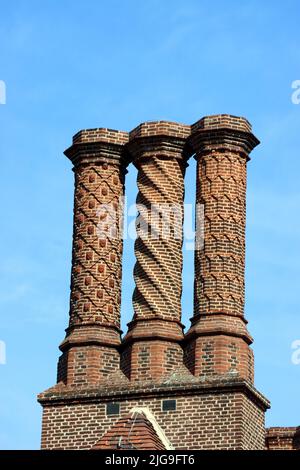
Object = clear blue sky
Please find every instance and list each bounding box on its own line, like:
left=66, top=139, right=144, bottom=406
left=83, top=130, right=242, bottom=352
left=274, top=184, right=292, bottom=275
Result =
left=0, top=0, right=299, bottom=449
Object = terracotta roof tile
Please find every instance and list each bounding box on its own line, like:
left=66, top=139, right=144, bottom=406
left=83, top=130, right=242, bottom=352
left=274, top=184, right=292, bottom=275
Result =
left=93, top=413, right=166, bottom=450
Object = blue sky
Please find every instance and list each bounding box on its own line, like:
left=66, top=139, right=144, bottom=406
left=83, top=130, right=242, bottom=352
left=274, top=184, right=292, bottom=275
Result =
left=0, top=0, right=300, bottom=449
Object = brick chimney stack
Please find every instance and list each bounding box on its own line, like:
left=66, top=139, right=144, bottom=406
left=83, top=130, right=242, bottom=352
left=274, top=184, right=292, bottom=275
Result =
left=184, top=115, right=259, bottom=381
left=58, top=128, right=128, bottom=386
left=121, top=121, right=192, bottom=381
left=39, top=116, right=271, bottom=451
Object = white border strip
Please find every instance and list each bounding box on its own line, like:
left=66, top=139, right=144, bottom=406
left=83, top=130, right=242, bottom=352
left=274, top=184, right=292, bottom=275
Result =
left=130, top=406, right=174, bottom=450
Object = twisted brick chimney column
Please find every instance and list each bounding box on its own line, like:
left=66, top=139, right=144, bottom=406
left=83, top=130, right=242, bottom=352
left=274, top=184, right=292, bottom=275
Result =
left=58, top=128, right=128, bottom=386
left=121, top=122, right=191, bottom=381
left=184, top=115, right=259, bottom=382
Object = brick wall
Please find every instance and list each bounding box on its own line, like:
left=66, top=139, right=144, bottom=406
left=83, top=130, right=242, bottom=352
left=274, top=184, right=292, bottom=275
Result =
left=39, top=380, right=268, bottom=450
left=266, top=427, right=300, bottom=450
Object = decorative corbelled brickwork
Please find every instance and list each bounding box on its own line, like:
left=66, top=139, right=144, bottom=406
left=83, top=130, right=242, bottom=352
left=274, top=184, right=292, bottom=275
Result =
left=72, top=128, right=129, bottom=145
left=57, top=129, right=129, bottom=386
left=121, top=122, right=192, bottom=382
left=192, top=114, right=252, bottom=133
left=184, top=115, right=259, bottom=382
left=39, top=115, right=296, bottom=451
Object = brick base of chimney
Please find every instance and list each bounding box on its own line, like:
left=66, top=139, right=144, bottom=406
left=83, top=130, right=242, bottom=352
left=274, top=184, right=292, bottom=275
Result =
left=38, top=378, right=269, bottom=450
